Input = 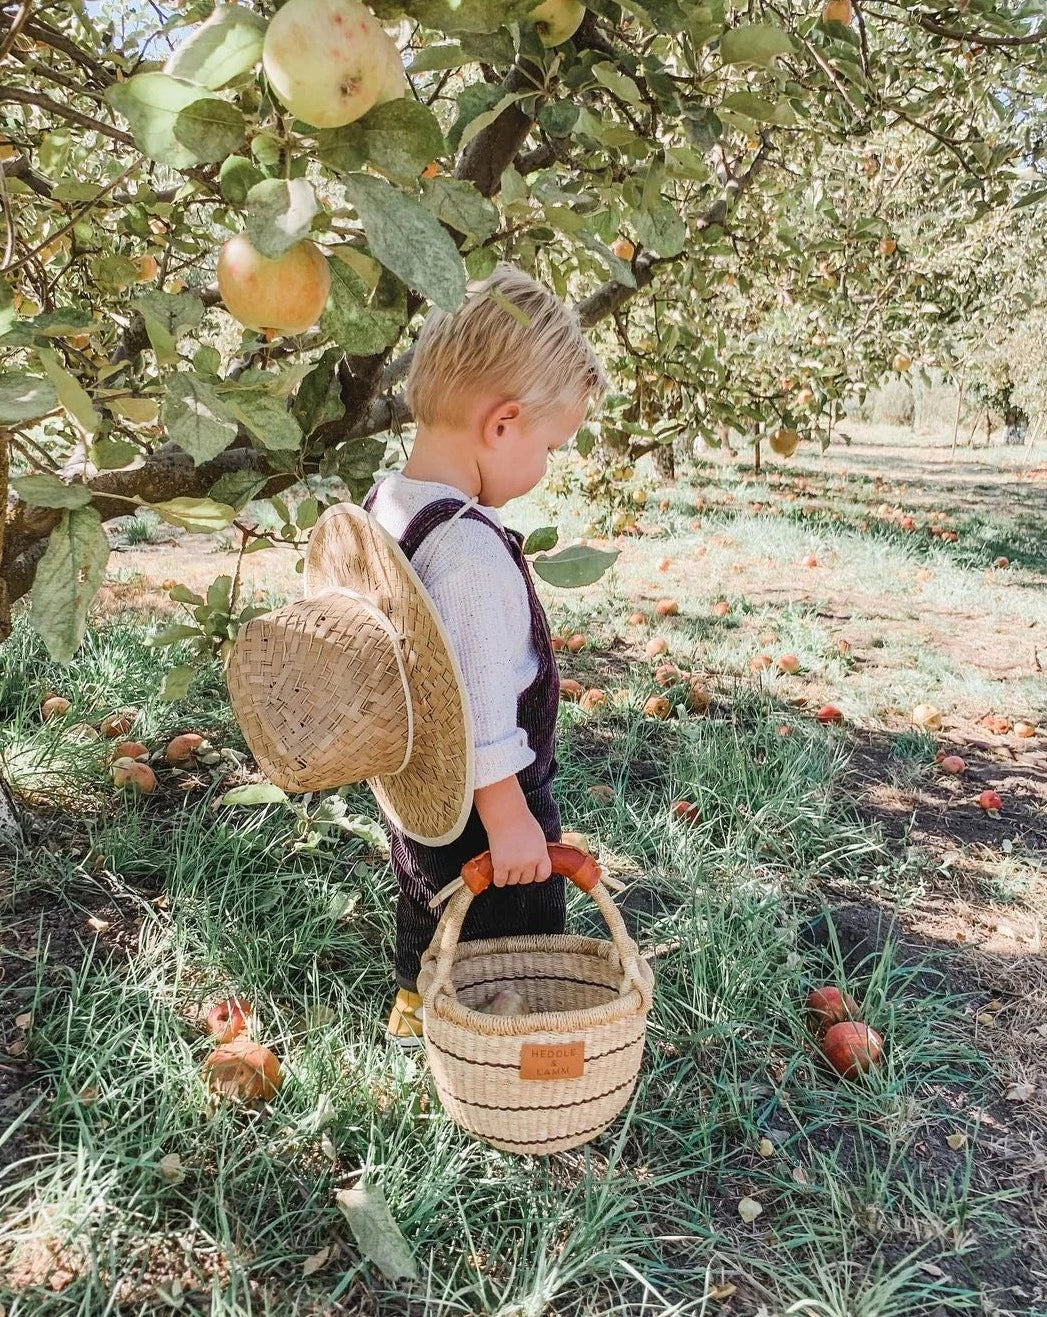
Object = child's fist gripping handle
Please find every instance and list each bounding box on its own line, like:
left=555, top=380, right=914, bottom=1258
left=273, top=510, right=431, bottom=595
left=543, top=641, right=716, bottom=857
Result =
left=461, top=843, right=601, bottom=896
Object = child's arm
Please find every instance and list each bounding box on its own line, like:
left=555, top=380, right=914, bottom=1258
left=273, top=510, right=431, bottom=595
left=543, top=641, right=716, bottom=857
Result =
left=475, top=775, right=554, bottom=888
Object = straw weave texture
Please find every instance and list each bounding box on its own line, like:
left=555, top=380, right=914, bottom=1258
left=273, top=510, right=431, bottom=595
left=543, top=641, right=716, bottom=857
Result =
left=418, top=881, right=654, bottom=1154
left=305, top=504, right=474, bottom=844
left=227, top=590, right=411, bottom=793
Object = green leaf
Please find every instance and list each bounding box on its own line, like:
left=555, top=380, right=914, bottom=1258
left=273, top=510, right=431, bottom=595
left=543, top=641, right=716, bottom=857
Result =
left=446, top=83, right=503, bottom=153
left=163, top=372, right=239, bottom=465
left=222, top=783, right=290, bottom=807
left=159, top=665, right=196, bottom=701
left=355, top=99, right=446, bottom=183
left=335, top=1183, right=418, bottom=1282
left=409, top=0, right=533, bottom=34
left=408, top=43, right=468, bottom=72
left=343, top=174, right=466, bottom=312
left=131, top=290, right=205, bottom=366
left=721, top=91, right=778, bottom=123
left=35, top=347, right=99, bottom=433
left=152, top=623, right=203, bottom=647
left=523, top=525, right=558, bottom=554
left=90, top=435, right=141, bottom=471
left=322, top=258, right=405, bottom=356
left=293, top=347, right=346, bottom=437
left=464, top=246, right=498, bottom=279
left=169, top=584, right=205, bottom=605
left=222, top=388, right=303, bottom=452
left=172, top=97, right=246, bottom=165
left=30, top=507, right=110, bottom=664
left=219, top=154, right=265, bottom=204
left=0, top=373, right=59, bottom=424
left=163, top=4, right=266, bottom=89
left=592, top=61, right=643, bottom=106
left=245, top=178, right=319, bottom=259
left=208, top=471, right=265, bottom=511
left=11, top=473, right=93, bottom=510
left=106, top=72, right=229, bottom=169
left=338, top=814, right=389, bottom=850
left=531, top=543, right=619, bottom=588
left=147, top=497, right=237, bottom=533
left=632, top=198, right=686, bottom=258
left=421, top=176, right=499, bottom=242
left=719, top=23, right=793, bottom=66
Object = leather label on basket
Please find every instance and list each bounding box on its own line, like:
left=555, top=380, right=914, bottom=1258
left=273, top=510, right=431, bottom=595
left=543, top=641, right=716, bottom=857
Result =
left=519, top=1041, right=585, bottom=1081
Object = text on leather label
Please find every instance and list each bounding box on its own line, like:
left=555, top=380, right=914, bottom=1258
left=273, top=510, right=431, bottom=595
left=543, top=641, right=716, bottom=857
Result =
left=519, top=1041, right=585, bottom=1080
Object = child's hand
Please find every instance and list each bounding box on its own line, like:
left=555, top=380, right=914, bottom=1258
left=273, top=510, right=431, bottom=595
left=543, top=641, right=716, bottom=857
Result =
left=474, top=774, right=553, bottom=887
left=488, top=811, right=553, bottom=887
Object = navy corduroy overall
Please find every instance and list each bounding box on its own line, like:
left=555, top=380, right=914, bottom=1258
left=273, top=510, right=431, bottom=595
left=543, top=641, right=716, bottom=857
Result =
left=362, top=487, right=566, bottom=990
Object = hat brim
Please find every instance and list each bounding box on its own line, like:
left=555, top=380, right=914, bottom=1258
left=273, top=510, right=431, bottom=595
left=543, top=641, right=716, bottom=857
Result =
left=304, top=503, right=475, bottom=846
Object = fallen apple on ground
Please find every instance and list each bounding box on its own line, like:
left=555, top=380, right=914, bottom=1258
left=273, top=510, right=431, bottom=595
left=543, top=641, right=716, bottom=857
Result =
left=165, top=733, right=207, bottom=767
left=977, top=790, right=1003, bottom=816
left=712, top=601, right=731, bottom=618
left=749, top=654, right=773, bottom=672
left=821, top=1022, right=883, bottom=1079
left=559, top=679, right=583, bottom=702
left=110, top=741, right=149, bottom=763
left=99, top=709, right=137, bottom=739
left=817, top=705, right=844, bottom=724
left=206, top=996, right=253, bottom=1045
left=112, top=760, right=157, bottom=794
left=671, top=800, right=701, bottom=824
left=627, top=612, right=646, bottom=625
left=580, top=688, right=607, bottom=712
left=643, top=696, right=671, bottom=719
left=566, top=633, right=586, bottom=653
left=1014, top=721, right=1036, bottom=738
left=655, top=599, right=679, bottom=616
left=805, top=987, right=859, bottom=1035
left=939, top=755, right=967, bottom=775
left=202, top=1036, right=282, bottom=1102
left=654, top=664, right=682, bottom=688
left=912, top=703, right=943, bottom=731
left=777, top=654, right=800, bottom=674
left=645, top=637, right=669, bottom=659
left=41, top=696, right=72, bottom=720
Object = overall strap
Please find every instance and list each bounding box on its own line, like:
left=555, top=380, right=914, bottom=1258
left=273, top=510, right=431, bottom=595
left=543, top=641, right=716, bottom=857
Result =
left=400, top=497, right=510, bottom=565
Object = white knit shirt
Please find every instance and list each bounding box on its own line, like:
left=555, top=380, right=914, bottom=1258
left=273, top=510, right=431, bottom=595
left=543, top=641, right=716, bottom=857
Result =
left=366, top=473, right=540, bottom=789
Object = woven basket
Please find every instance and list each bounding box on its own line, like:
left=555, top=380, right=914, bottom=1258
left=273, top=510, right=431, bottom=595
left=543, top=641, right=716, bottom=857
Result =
left=416, top=844, right=655, bottom=1155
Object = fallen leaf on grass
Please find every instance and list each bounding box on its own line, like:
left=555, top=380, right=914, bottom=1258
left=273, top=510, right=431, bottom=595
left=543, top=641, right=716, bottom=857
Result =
left=1004, top=1081, right=1035, bottom=1102
left=708, top=1281, right=737, bottom=1301
left=791, top=1166, right=809, bottom=1185
left=87, top=916, right=110, bottom=933
left=14, top=1012, right=31, bottom=1029
left=302, top=1245, right=330, bottom=1276
left=758, top=1138, right=775, bottom=1158
left=946, top=1132, right=967, bottom=1150
left=335, top=1182, right=418, bottom=1281
left=918, top=1261, right=948, bottom=1278
left=976, top=1012, right=996, bottom=1027
left=737, top=1196, right=762, bottom=1223
left=158, top=1153, right=184, bottom=1183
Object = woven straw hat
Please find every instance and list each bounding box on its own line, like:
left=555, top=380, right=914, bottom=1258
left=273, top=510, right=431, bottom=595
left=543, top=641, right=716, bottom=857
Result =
left=226, top=502, right=474, bottom=845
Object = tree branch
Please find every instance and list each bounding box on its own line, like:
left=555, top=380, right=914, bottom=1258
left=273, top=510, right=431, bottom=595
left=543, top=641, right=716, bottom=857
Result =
left=0, top=87, right=135, bottom=148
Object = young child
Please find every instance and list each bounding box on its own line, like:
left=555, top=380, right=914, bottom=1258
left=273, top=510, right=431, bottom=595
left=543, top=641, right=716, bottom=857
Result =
left=363, top=263, right=608, bottom=1043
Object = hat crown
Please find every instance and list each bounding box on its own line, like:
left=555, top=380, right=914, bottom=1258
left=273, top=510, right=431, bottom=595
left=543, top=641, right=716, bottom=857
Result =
left=227, top=589, right=412, bottom=794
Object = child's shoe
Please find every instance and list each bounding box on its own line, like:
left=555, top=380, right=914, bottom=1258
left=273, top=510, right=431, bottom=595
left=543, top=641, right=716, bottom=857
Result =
left=386, top=988, right=424, bottom=1046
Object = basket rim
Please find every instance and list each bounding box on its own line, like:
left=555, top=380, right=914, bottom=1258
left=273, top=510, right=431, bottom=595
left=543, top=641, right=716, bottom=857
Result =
left=421, top=932, right=654, bottom=1036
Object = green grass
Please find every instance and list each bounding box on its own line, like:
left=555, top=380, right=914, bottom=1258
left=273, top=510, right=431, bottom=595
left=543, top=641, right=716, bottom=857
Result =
left=1, top=609, right=1029, bottom=1316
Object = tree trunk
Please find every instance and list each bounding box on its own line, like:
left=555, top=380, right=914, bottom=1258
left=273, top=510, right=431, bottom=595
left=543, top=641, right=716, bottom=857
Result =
left=754, top=437, right=762, bottom=474
left=950, top=366, right=965, bottom=461
left=653, top=443, right=675, bottom=481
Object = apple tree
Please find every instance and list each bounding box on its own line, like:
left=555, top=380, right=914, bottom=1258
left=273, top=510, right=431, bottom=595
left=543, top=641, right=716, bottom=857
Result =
left=1, top=0, right=1045, bottom=666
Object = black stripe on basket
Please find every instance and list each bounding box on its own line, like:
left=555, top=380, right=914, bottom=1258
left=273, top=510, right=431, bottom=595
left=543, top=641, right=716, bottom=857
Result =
left=457, top=971, right=619, bottom=998
left=446, top=1073, right=636, bottom=1115
left=426, top=1030, right=646, bottom=1071
left=468, top=1115, right=624, bottom=1151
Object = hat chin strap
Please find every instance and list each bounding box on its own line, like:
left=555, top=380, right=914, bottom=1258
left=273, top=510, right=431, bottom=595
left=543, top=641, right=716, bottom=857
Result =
left=313, top=586, right=415, bottom=777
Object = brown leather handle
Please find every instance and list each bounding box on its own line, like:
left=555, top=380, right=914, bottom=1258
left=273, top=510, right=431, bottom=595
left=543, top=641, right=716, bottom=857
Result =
left=460, top=843, right=601, bottom=896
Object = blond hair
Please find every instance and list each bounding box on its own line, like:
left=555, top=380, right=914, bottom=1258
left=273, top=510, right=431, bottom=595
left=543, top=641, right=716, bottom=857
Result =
left=406, top=263, right=608, bottom=427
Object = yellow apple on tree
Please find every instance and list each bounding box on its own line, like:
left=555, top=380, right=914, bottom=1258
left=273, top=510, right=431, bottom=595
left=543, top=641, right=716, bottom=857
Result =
left=769, top=427, right=800, bottom=458
left=529, top=0, right=586, bottom=46
left=611, top=236, right=635, bottom=261
left=822, top=0, right=853, bottom=23
left=892, top=352, right=912, bottom=372
left=262, top=0, right=403, bottom=128
left=217, top=233, right=331, bottom=337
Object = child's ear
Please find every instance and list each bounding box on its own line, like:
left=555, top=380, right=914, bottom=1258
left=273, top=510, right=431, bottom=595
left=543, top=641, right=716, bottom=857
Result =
left=480, top=400, right=522, bottom=447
